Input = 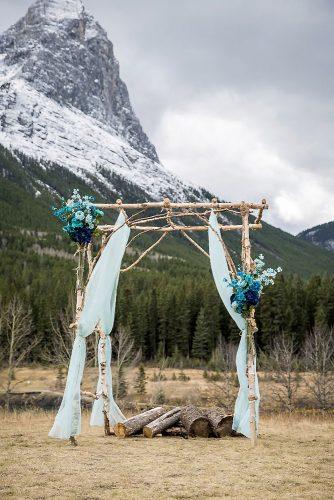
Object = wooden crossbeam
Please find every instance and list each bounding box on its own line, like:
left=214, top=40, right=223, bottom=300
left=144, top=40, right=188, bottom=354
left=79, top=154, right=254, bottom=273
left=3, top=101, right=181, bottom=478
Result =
left=98, top=223, right=262, bottom=233
left=95, top=200, right=268, bottom=210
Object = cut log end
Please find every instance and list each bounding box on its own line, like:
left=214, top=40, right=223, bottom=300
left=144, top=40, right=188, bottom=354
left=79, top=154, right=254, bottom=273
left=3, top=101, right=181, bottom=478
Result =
left=181, top=405, right=212, bottom=438
left=114, top=422, right=127, bottom=438
left=205, top=408, right=234, bottom=437
left=143, top=426, right=154, bottom=438
left=216, top=415, right=233, bottom=437
left=189, top=417, right=211, bottom=438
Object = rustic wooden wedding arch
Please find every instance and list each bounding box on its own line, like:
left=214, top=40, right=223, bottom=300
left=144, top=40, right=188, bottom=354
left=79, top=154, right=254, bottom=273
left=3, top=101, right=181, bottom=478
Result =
left=74, top=197, right=268, bottom=446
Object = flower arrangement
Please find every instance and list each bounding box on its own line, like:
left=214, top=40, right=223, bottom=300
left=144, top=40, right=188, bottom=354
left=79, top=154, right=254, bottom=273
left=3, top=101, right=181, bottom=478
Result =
left=226, top=254, right=282, bottom=317
left=52, top=189, right=104, bottom=245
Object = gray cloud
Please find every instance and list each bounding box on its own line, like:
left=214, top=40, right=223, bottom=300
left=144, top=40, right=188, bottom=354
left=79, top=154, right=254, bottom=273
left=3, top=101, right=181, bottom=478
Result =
left=1, top=0, right=334, bottom=233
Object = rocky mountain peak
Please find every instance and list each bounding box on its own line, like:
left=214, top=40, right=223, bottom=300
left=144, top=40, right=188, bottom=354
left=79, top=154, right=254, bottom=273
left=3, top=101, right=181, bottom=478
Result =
left=26, top=0, right=85, bottom=23
left=0, top=0, right=158, bottom=162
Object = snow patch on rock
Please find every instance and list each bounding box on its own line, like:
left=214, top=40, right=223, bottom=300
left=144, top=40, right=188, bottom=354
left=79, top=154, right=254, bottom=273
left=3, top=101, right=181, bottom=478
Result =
left=0, top=78, right=202, bottom=201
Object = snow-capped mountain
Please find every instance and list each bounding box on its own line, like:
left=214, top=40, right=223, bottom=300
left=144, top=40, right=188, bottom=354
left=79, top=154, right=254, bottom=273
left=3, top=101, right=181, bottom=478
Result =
left=0, top=0, right=206, bottom=201
left=298, top=221, right=334, bottom=252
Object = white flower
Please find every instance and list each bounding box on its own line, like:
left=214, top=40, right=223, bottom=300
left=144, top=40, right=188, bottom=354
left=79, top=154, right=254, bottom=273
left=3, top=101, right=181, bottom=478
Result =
left=75, top=211, right=85, bottom=220
left=71, top=189, right=80, bottom=200
left=85, top=214, right=93, bottom=223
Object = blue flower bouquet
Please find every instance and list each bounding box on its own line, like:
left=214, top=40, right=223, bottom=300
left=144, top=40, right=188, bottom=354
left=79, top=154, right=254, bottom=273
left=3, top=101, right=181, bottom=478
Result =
left=52, top=189, right=104, bottom=245
left=227, top=254, right=282, bottom=317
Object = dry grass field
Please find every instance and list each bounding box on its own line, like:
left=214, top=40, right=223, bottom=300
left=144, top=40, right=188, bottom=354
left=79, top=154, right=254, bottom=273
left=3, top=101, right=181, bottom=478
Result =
left=0, top=365, right=322, bottom=412
left=0, top=410, right=333, bottom=499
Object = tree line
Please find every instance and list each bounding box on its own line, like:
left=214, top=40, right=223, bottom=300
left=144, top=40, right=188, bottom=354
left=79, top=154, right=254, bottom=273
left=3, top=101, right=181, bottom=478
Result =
left=1, top=264, right=334, bottom=365
left=1, top=295, right=332, bottom=412
left=114, top=271, right=334, bottom=361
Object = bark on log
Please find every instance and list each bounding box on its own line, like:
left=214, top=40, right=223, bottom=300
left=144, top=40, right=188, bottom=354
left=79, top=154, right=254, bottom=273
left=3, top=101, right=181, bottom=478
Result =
left=114, top=407, right=165, bottom=438
left=205, top=408, right=233, bottom=437
left=143, top=407, right=182, bottom=438
left=180, top=405, right=212, bottom=437
left=162, top=426, right=188, bottom=438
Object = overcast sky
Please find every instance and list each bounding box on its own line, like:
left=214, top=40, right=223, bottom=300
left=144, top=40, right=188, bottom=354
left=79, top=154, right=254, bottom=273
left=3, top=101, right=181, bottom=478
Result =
left=1, top=0, right=334, bottom=234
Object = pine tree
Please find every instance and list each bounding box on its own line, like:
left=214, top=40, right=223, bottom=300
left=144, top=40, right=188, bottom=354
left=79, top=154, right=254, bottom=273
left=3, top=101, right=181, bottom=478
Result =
left=203, top=286, right=221, bottom=352
left=192, top=307, right=210, bottom=360
left=115, top=366, right=128, bottom=399
left=134, top=364, right=147, bottom=395
left=147, top=290, right=158, bottom=359
left=315, top=304, right=327, bottom=328
left=153, top=386, right=166, bottom=405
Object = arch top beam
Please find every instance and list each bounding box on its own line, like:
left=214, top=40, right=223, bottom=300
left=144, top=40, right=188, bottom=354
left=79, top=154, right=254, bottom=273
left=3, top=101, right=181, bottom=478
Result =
left=94, top=200, right=268, bottom=211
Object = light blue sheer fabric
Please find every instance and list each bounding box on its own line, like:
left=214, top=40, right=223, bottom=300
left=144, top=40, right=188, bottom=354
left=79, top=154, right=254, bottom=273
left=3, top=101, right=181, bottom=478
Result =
left=232, top=330, right=260, bottom=437
left=49, top=336, right=86, bottom=439
left=208, top=211, right=260, bottom=438
left=49, top=212, right=129, bottom=439
left=77, top=212, right=130, bottom=337
left=90, top=336, right=125, bottom=426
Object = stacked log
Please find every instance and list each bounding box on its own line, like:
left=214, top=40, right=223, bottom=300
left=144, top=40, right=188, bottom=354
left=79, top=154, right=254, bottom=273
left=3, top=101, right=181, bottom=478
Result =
left=162, top=426, right=188, bottom=438
left=180, top=405, right=212, bottom=437
left=113, top=405, right=235, bottom=439
left=205, top=408, right=233, bottom=437
left=114, top=407, right=165, bottom=438
left=143, top=407, right=182, bottom=438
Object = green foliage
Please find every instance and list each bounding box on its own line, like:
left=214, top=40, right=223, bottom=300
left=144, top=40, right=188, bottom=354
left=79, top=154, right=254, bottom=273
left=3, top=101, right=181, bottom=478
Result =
left=192, top=308, right=210, bottom=360
left=151, top=369, right=167, bottom=382
left=134, top=364, right=147, bottom=395
left=1, top=145, right=334, bottom=364
left=153, top=386, right=166, bottom=405
left=178, top=370, right=190, bottom=382
left=115, top=366, right=128, bottom=399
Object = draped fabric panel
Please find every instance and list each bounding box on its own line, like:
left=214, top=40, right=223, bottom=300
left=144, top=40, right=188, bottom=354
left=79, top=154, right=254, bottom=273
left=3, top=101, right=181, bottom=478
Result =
left=208, top=211, right=260, bottom=438
left=49, top=336, right=86, bottom=439
left=49, top=212, right=129, bottom=439
left=77, top=212, right=130, bottom=338
left=90, top=335, right=126, bottom=426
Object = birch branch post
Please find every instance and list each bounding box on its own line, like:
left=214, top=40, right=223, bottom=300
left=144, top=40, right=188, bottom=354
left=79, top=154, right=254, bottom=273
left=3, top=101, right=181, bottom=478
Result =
left=241, top=203, right=258, bottom=447
left=97, top=326, right=111, bottom=436
left=69, top=245, right=86, bottom=446
left=74, top=246, right=85, bottom=326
